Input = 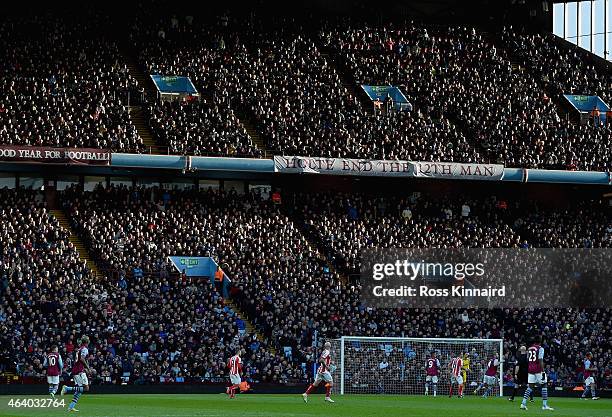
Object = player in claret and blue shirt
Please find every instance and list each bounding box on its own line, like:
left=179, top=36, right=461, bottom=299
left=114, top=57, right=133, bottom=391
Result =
left=61, top=335, right=91, bottom=412
left=474, top=352, right=500, bottom=398
left=580, top=352, right=600, bottom=400
left=424, top=350, right=440, bottom=397
left=521, top=335, right=554, bottom=411
left=43, top=345, right=63, bottom=398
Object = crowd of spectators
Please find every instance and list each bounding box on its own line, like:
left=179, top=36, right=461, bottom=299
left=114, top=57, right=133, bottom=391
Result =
left=0, top=185, right=609, bottom=388
left=1, top=13, right=609, bottom=169
left=501, top=28, right=611, bottom=104
left=0, top=187, right=301, bottom=385
left=134, top=15, right=480, bottom=161
left=321, top=23, right=612, bottom=170
left=147, top=100, right=260, bottom=157
left=0, top=17, right=144, bottom=152
left=135, top=16, right=611, bottom=169
left=135, top=16, right=261, bottom=157
left=62, top=184, right=332, bottom=381
left=46, top=185, right=612, bottom=388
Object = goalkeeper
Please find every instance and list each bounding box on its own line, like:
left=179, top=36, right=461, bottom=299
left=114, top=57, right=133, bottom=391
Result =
left=462, top=352, right=470, bottom=390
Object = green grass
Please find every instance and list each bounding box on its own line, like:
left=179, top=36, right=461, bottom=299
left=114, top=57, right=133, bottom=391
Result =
left=0, top=394, right=609, bottom=417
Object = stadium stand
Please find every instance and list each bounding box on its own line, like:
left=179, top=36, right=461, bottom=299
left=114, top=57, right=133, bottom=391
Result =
left=0, top=17, right=144, bottom=152
left=146, top=100, right=260, bottom=157
left=22, top=185, right=603, bottom=388
left=131, top=15, right=611, bottom=169
left=133, top=15, right=262, bottom=157
left=0, top=4, right=611, bottom=400
left=500, top=28, right=611, bottom=103
left=132, top=15, right=480, bottom=161
left=1, top=11, right=609, bottom=170
left=322, top=23, right=612, bottom=170
left=0, top=187, right=302, bottom=384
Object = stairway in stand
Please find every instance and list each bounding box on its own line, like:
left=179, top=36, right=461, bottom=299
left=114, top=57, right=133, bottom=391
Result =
left=236, top=110, right=268, bottom=156
left=198, top=88, right=268, bottom=157
left=224, top=298, right=276, bottom=355
left=120, top=45, right=165, bottom=154
left=122, top=45, right=158, bottom=100
left=489, top=31, right=572, bottom=123
left=130, top=106, right=165, bottom=154
left=320, top=51, right=372, bottom=111
left=51, top=209, right=102, bottom=279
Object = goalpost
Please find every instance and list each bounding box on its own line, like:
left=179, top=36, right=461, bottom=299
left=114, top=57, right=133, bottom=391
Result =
left=330, top=337, right=503, bottom=396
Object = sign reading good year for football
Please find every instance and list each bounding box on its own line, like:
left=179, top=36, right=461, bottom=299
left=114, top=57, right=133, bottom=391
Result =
left=0, top=145, right=111, bottom=165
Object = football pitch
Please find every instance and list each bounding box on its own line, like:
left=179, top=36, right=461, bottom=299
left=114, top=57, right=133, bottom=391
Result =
left=0, top=394, right=609, bottom=417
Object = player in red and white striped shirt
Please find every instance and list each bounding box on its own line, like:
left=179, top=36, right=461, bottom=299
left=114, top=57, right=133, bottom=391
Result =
left=226, top=349, right=244, bottom=399
left=449, top=354, right=465, bottom=398
left=303, top=341, right=336, bottom=403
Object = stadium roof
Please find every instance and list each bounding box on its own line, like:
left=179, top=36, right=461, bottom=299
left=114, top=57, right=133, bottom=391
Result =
left=6, top=0, right=549, bottom=28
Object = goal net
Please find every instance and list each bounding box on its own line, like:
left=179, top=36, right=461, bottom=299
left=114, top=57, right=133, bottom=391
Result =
left=330, top=337, right=503, bottom=396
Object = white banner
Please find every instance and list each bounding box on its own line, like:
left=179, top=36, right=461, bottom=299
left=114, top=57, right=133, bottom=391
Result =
left=414, top=162, right=504, bottom=181
left=274, top=157, right=504, bottom=180
left=274, top=156, right=414, bottom=176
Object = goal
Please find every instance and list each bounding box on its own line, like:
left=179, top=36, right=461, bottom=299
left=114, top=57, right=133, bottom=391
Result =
left=330, top=337, right=503, bottom=396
